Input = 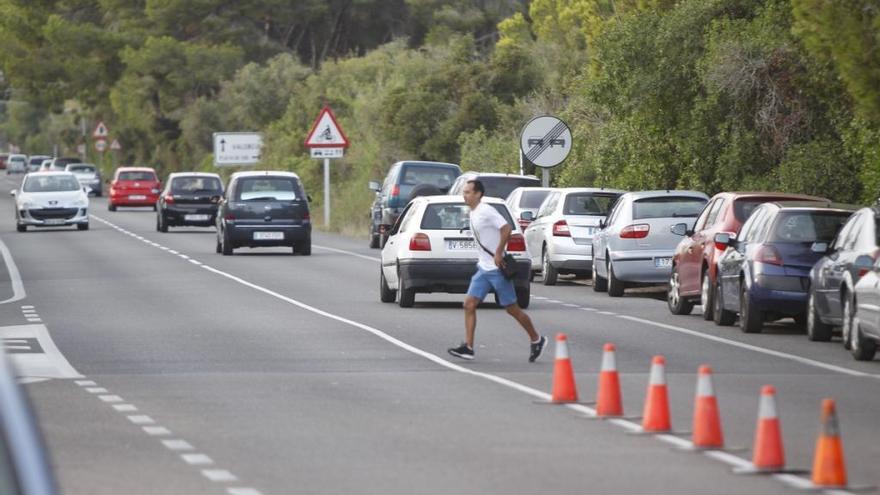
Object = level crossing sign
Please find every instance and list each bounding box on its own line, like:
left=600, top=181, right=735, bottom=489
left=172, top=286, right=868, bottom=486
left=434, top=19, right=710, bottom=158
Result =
left=519, top=116, right=572, bottom=168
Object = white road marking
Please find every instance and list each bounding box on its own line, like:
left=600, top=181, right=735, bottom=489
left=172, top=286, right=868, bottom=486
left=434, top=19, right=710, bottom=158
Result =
left=546, top=299, right=561, bottom=304
left=113, top=404, right=138, bottom=412
left=202, top=469, right=238, bottom=482
left=26, top=318, right=41, bottom=322
left=181, top=454, right=213, bottom=465
left=168, top=250, right=179, bottom=255
left=85, top=387, right=108, bottom=394
left=598, top=311, right=616, bottom=315
left=563, top=303, right=579, bottom=308
left=228, top=489, right=263, bottom=495
left=21, top=305, right=34, bottom=309
left=162, top=439, right=194, bottom=451
left=0, top=324, right=82, bottom=380
left=99, top=395, right=123, bottom=403
left=313, top=245, right=380, bottom=262
left=127, top=415, right=155, bottom=425
left=580, top=308, right=596, bottom=311
left=75, top=380, right=97, bottom=386
left=21, top=309, right=36, bottom=313
left=0, top=238, right=26, bottom=304
left=533, top=296, right=547, bottom=300
left=143, top=426, right=171, bottom=436
left=189, top=260, right=202, bottom=266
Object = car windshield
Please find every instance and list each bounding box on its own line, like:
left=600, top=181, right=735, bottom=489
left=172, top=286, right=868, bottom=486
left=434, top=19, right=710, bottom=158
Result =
left=236, top=177, right=300, bottom=201
left=519, top=190, right=551, bottom=209
left=118, top=171, right=156, bottom=181
left=769, top=211, right=852, bottom=243
left=400, top=166, right=457, bottom=189
left=68, top=165, right=96, bottom=174
left=420, top=203, right=514, bottom=230
left=564, top=193, right=619, bottom=215
left=23, top=175, right=81, bottom=192
left=171, top=177, right=222, bottom=194
left=481, top=177, right=541, bottom=199
left=633, top=196, right=707, bottom=219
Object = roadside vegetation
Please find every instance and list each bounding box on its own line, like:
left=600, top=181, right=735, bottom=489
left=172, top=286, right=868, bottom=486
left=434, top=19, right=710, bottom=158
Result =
left=0, top=0, right=878, bottom=234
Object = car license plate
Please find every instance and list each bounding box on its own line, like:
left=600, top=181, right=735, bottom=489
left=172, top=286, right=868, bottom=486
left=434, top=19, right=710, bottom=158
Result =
left=44, top=218, right=65, bottom=225
left=447, top=239, right=476, bottom=251
left=129, top=195, right=146, bottom=200
left=184, top=214, right=210, bottom=221
left=654, top=257, right=672, bottom=268
left=254, top=231, right=284, bottom=241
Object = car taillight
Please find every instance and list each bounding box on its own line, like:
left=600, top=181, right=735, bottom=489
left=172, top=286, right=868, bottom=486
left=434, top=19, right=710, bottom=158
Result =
left=507, top=233, right=526, bottom=251
left=409, top=232, right=431, bottom=251
left=224, top=213, right=235, bottom=221
left=390, top=185, right=400, bottom=199
left=858, top=249, right=880, bottom=277
left=164, top=194, right=174, bottom=204
left=552, top=220, right=571, bottom=237
left=756, top=245, right=783, bottom=266
left=302, top=212, right=310, bottom=221
left=620, top=224, right=650, bottom=239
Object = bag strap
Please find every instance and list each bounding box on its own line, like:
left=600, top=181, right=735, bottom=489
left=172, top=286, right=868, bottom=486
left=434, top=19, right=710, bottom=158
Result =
left=470, top=208, right=505, bottom=258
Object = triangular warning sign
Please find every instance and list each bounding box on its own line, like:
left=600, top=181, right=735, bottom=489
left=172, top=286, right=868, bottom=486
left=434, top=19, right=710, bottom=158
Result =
left=93, top=121, right=109, bottom=138
left=304, top=107, right=350, bottom=148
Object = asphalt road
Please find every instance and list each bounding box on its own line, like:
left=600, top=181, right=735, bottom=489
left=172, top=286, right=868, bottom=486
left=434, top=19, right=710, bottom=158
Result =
left=0, top=174, right=877, bottom=495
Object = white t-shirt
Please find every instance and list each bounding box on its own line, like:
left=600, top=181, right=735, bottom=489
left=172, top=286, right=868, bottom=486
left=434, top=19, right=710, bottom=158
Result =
left=469, top=202, right=508, bottom=271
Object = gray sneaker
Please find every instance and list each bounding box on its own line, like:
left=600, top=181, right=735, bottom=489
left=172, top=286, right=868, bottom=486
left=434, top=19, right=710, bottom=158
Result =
left=529, top=336, right=548, bottom=362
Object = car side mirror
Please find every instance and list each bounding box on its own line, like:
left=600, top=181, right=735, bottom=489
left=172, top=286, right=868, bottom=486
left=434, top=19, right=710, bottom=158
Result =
left=521, top=211, right=534, bottom=221
left=307, top=195, right=313, bottom=203
left=9, top=190, right=15, bottom=196
left=368, top=181, right=380, bottom=192
left=811, top=242, right=830, bottom=254
left=670, top=222, right=689, bottom=236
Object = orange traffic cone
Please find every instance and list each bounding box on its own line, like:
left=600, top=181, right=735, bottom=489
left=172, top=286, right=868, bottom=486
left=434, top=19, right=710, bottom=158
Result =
left=595, top=343, right=623, bottom=417
left=812, top=399, right=847, bottom=488
left=692, top=365, right=724, bottom=449
left=751, top=385, right=785, bottom=471
left=641, top=355, right=671, bottom=432
left=551, top=334, right=578, bottom=403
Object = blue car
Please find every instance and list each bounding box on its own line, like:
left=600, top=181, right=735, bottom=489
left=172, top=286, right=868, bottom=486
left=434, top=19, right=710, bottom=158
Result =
left=714, top=201, right=855, bottom=333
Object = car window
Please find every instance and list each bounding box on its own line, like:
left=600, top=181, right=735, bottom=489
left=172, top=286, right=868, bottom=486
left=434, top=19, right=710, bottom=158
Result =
left=117, top=171, right=157, bottom=181
left=537, top=192, right=559, bottom=218
left=563, top=193, right=619, bottom=215
left=519, top=190, right=551, bottom=209
left=480, top=177, right=541, bottom=199
left=398, top=204, right=419, bottom=232
left=606, top=198, right=624, bottom=226
left=692, top=199, right=716, bottom=232
left=171, top=176, right=223, bottom=194
left=235, top=177, right=301, bottom=201
left=23, top=175, right=81, bottom=192
left=705, top=197, right=727, bottom=227
left=420, top=203, right=514, bottom=230
left=738, top=206, right=766, bottom=243
left=733, top=198, right=776, bottom=223
left=769, top=211, right=851, bottom=243
left=389, top=203, right=414, bottom=236
left=68, top=165, right=96, bottom=173
left=831, top=215, right=856, bottom=250
left=632, top=196, right=707, bottom=220
left=399, top=166, right=457, bottom=189
left=874, top=216, right=880, bottom=247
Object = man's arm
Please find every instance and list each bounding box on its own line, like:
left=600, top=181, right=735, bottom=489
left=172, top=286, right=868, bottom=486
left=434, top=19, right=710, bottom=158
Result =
left=495, top=223, right=512, bottom=268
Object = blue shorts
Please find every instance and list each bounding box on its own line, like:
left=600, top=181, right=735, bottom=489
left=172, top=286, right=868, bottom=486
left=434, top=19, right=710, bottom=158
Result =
left=466, top=267, right=517, bottom=307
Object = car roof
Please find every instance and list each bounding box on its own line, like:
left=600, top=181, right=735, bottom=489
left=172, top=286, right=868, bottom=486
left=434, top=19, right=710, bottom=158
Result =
left=460, top=171, right=539, bottom=179
left=8, top=154, right=26, bottom=159
left=168, top=172, right=221, bottom=179
left=66, top=163, right=95, bottom=168
left=396, top=160, right=460, bottom=168
left=714, top=191, right=829, bottom=201
left=116, top=167, right=156, bottom=172
left=230, top=170, right=302, bottom=180
left=766, top=200, right=860, bottom=212
left=621, top=190, right=708, bottom=200
left=554, top=187, right=626, bottom=194
left=412, top=195, right=506, bottom=205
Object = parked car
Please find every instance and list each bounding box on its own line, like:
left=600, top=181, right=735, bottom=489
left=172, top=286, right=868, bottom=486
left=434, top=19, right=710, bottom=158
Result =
left=108, top=167, right=161, bottom=211
left=156, top=172, right=223, bottom=232
left=12, top=172, right=90, bottom=231
left=0, top=153, right=7, bottom=170
left=216, top=171, right=311, bottom=255
left=37, top=160, right=52, bottom=172
left=65, top=163, right=102, bottom=196
left=44, top=157, right=80, bottom=172
left=27, top=155, right=50, bottom=173
left=6, top=154, right=27, bottom=174
left=524, top=187, right=624, bottom=285
left=851, top=254, right=880, bottom=360
left=0, top=348, right=59, bottom=495
left=368, top=161, right=461, bottom=249
left=807, top=206, right=879, bottom=343
left=714, top=202, right=855, bottom=333
left=379, top=195, right=530, bottom=308
left=668, top=192, right=828, bottom=319
left=592, top=190, right=708, bottom=297
left=447, top=172, right=541, bottom=200
left=506, top=186, right=554, bottom=231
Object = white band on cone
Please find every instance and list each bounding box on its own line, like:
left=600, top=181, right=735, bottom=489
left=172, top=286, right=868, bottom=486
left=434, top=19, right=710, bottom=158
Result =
left=601, top=349, right=617, bottom=371
left=758, top=393, right=778, bottom=419
left=696, top=373, right=714, bottom=397
left=555, top=340, right=569, bottom=360
left=649, top=363, right=666, bottom=385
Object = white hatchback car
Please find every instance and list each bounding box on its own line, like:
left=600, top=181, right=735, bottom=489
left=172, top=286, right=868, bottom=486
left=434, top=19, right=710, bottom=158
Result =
left=379, top=195, right=531, bottom=308
left=12, top=172, right=90, bottom=232
left=524, top=187, right=624, bottom=284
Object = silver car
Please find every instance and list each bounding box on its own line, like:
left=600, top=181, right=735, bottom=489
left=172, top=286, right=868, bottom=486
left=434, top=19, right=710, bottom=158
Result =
left=592, top=190, right=709, bottom=297
left=524, top=187, right=624, bottom=285
left=505, top=186, right=553, bottom=232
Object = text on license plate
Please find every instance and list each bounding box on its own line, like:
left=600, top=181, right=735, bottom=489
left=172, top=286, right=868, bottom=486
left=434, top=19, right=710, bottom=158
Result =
left=654, top=257, right=672, bottom=268
left=184, top=214, right=210, bottom=221
left=254, top=231, right=284, bottom=241
left=128, top=195, right=146, bottom=200
left=447, top=239, right=476, bottom=251
left=44, top=218, right=65, bottom=225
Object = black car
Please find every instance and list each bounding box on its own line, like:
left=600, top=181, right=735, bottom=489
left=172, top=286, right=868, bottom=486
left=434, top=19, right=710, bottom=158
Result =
left=156, top=172, right=224, bottom=232
left=216, top=171, right=311, bottom=255
left=807, top=206, right=878, bottom=343
left=368, top=160, right=461, bottom=249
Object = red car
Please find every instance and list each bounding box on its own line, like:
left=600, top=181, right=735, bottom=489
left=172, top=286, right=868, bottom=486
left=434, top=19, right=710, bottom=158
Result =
left=668, top=191, right=828, bottom=320
left=108, top=167, right=161, bottom=211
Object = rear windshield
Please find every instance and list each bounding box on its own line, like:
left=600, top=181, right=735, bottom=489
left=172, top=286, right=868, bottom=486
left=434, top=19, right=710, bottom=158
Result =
left=633, top=196, right=707, bottom=220
left=481, top=177, right=541, bottom=199
left=400, top=166, right=458, bottom=190
left=68, top=165, right=96, bottom=173
left=171, top=176, right=222, bottom=194
left=118, top=171, right=157, bottom=181
left=23, top=175, right=81, bottom=192
left=564, top=193, right=619, bottom=216
left=734, top=198, right=781, bottom=222
left=420, top=203, right=514, bottom=230
left=8, top=156, right=25, bottom=163
left=29, top=157, right=46, bottom=165
left=519, top=190, right=551, bottom=208
left=769, top=211, right=852, bottom=243
left=235, top=177, right=302, bottom=201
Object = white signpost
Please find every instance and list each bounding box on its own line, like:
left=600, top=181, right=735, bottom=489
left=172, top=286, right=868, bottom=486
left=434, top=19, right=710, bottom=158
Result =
left=519, top=115, right=573, bottom=186
left=213, top=132, right=263, bottom=167
left=305, top=107, right=350, bottom=226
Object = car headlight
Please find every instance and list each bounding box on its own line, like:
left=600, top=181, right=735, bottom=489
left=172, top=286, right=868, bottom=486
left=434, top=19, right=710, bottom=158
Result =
left=20, top=201, right=35, bottom=209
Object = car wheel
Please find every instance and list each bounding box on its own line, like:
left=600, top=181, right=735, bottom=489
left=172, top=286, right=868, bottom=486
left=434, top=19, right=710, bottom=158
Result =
left=221, top=227, right=234, bottom=256
left=369, top=233, right=380, bottom=249
left=841, top=294, right=855, bottom=349
left=740, top=282, right=763, bottom=333
left=667, top=270, right=693, bottom=314
left=593, top=262, right=608, bottom=292
left=398, top=273, right=415, bottom=308
left=77, top=223, right=89, bottom=231
left=108, top=203, right=116, bottom=212
left=607, top=259, right=625, bottom=297
left=713, top=278, right=736, bottom=326
left=806, top=290, right=833, bottom=341
left=16, top=224, right=26, bottom=233
left=379, top=268, right=396, bottom=303
left=516, top=286, right=530, bottom=309
left=850, top=317, right=877, bottom=361
left=542, top=248, right=558, bottom=286
left=158, top=214, right=168, bottom=233
left=701, top=270, right=714, bottom=321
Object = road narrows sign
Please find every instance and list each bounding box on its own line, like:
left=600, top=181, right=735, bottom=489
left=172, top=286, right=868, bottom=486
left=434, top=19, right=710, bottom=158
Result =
left=519, top=116, right=572, bottom=168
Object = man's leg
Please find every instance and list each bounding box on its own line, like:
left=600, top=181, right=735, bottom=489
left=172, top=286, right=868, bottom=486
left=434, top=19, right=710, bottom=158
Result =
left=506, top=304, right=539, bottom=342
left=463, top=296, right=479, bottom=348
